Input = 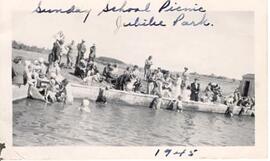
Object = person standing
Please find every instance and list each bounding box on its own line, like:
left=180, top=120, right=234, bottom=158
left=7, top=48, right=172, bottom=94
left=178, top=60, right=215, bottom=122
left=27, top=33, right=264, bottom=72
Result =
left=65, top=40, right=76, bottom=68
left=162, top=72, right=172, bottom=98
left=171, top=73, right=182, bottom=99
left=12, top=56, right=24, bottom=87
left=88, top=44, right=96, bottom=62
left=180, top=67, right=188, bottom=88
left=156, top=67, right=164, bottom=94
left=76, top=40, right=86, bottom=66
left=51, top=39, right=64, bottom=64
left=144, top=56, right=153, bottom=79
left=190, top=78, right=200, bottom=101
left=147, top=69, right=158, bottom=94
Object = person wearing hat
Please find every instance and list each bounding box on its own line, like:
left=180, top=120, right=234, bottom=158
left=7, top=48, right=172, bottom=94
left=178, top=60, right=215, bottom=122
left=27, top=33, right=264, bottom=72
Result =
left=190, top=78, right=200, bottom=101
left=88, top=43, right=96, bottom=63
left=76, top=40, right=86, bottom=66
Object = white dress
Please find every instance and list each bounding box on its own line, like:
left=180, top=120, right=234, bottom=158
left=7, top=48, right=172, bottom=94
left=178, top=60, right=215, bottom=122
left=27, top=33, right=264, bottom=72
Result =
left=183, top=88, right=191, bottom=101
left=171, top=78, right=182, bottom=99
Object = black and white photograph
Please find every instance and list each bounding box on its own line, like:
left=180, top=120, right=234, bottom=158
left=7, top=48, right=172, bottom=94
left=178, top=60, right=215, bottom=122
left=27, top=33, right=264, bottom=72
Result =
left=0, top=0, right=268, bottom=159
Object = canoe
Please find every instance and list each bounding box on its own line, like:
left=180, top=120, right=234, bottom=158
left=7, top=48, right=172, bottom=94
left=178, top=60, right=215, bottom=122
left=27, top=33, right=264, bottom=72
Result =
left=70, top=83, right=255, bottom=116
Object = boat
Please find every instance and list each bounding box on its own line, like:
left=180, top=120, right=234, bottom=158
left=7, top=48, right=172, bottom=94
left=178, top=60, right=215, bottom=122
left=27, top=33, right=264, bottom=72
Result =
left=29, top=86, right=46, bottom=101
left=70, top=83, right=255, bottom=116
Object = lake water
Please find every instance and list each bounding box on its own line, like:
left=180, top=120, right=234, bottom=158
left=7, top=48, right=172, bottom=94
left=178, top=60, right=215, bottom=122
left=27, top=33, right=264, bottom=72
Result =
left=13, top=99, right=254, bottom=146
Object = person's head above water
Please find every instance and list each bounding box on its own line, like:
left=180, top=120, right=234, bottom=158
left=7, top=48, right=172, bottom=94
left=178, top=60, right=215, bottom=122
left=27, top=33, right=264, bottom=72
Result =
left=82, top=99, right=90, bottom=107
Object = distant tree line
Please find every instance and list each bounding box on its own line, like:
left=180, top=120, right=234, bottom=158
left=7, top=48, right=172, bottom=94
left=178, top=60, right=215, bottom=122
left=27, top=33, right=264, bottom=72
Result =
left=12, top=40, right=50, bottom=54
left=189, top=71, right=237, bottom=81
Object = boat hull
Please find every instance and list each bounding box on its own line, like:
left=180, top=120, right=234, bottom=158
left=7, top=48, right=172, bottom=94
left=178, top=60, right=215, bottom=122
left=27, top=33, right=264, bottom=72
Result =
left=71, top=83, right=255, bottom=116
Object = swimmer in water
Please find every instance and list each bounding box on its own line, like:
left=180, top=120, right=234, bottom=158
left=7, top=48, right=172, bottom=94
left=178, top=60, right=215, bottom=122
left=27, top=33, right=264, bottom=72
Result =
left=96, top=88, right=107, bottom=104
left=79, top=99, right=91, bottom=113
left=224, top=101, right=234, bottom=117
left=149, top=93, right=163, bottom=110
left=176, top=95, right=183, bottom=113
left=166, top=95, right=183, bottom=112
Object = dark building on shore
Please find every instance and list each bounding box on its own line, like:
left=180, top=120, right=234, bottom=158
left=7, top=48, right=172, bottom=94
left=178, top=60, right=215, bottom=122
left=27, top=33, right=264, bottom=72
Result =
left=239, top=74, right=255, bottom=98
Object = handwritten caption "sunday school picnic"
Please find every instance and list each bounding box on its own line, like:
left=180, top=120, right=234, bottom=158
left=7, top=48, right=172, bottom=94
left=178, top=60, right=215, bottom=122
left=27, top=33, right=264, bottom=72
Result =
left=33, top=0, right=214, bottom=31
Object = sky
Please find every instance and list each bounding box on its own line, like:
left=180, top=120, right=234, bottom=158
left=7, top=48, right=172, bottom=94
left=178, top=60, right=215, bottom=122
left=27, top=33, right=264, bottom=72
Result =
left=12, top=1, right=254, bottom=79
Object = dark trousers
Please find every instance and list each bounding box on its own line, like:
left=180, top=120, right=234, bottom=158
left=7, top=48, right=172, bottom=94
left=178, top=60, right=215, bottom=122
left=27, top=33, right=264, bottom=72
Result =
left=190, top=93, right=199, bottom=101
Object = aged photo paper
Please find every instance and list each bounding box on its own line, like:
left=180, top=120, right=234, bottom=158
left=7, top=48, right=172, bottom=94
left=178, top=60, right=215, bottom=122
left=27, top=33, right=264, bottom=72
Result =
left=0, top=0, right=268, bottom=159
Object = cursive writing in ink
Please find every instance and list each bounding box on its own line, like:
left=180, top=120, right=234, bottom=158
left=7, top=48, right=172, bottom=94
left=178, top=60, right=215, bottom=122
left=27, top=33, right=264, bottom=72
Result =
left=123, top=16, right=166, bottom=27
left=98, top=1, right=151, bottom=16
left=114, top=16, right=166, bottom=32
left=33, top=1, right=91, bottom=23
left=173, top=13, right=212, bottom=27
left=159, top=0, right=206, bottom=13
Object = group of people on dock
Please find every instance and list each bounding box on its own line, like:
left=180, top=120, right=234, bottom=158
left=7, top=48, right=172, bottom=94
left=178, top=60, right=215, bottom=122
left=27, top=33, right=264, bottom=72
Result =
left=12, top=33, right=255, bottom=116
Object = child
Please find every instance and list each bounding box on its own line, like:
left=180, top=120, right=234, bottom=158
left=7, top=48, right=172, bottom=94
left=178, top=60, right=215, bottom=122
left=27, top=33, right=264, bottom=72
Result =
left=45, top=79, right=58, bottom=103
left=79, top=99, right=91, bottom=113
left=175, top=95, right=183, bottom=112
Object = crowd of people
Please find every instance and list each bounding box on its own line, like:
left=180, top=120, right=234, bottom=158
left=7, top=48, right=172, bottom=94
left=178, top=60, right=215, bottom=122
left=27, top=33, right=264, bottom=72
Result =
left=12, top=55, right=73, bottom=104
left=12, top=33, right=255, bottom=116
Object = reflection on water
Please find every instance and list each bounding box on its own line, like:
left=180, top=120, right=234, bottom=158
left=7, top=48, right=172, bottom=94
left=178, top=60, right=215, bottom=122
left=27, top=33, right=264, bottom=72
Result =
left=13, top=99, right=254, bottom=146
